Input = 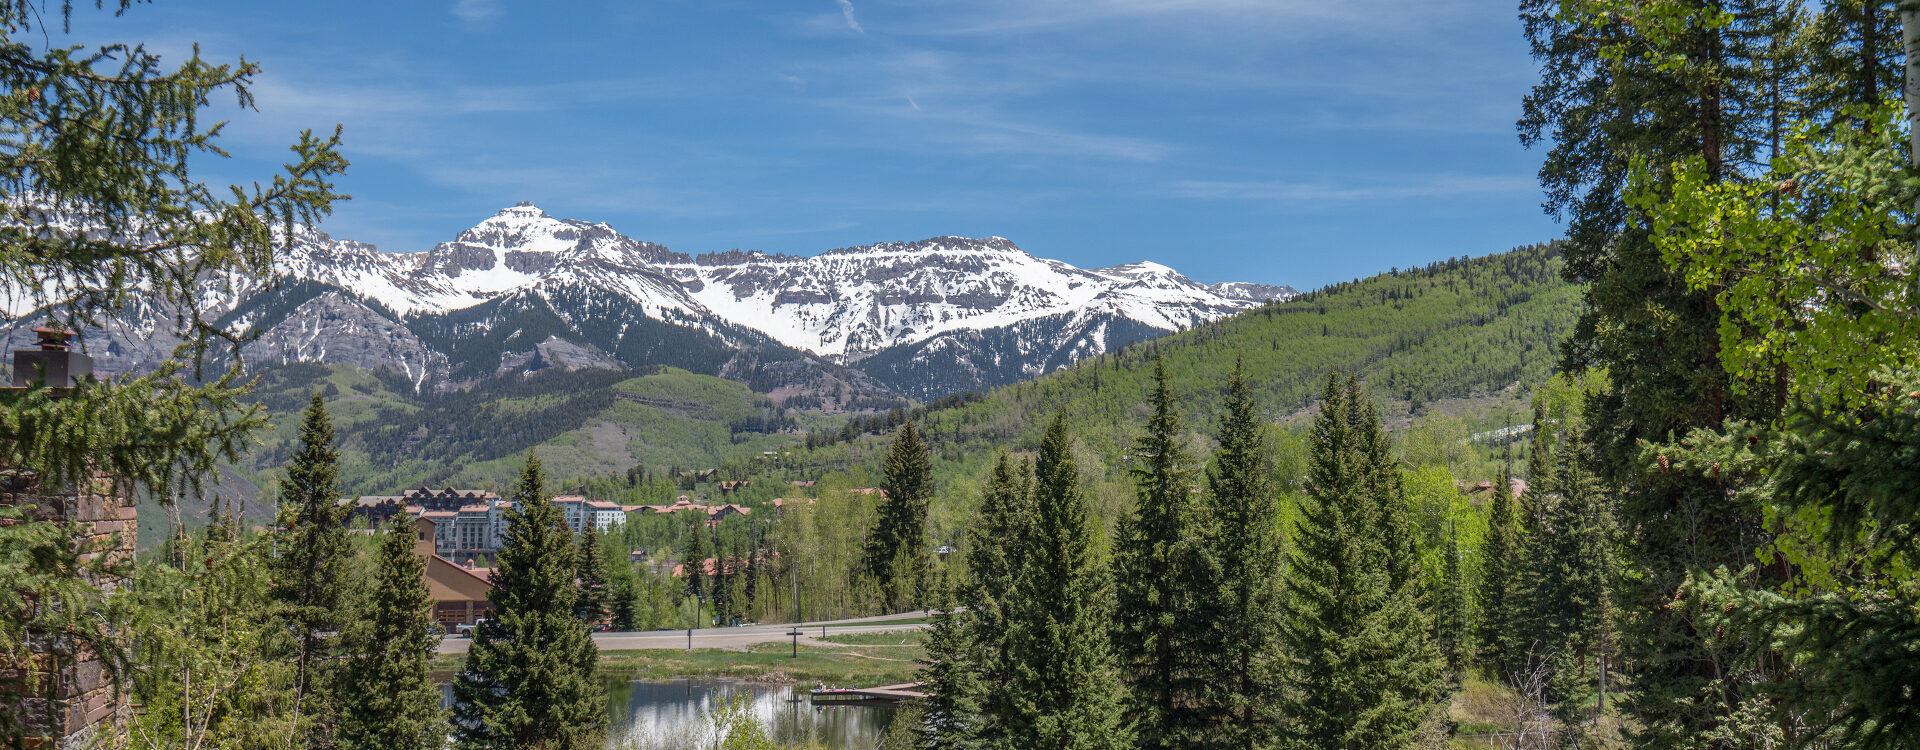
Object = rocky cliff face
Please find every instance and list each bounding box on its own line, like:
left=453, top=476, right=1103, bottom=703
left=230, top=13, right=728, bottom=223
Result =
left=2, top=204, right=1293, bottom=399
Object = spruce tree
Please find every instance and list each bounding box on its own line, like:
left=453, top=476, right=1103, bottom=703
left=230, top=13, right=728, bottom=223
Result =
left=453, top=455, right=606, bottom=748
left=1475, top=466, right=1525, bottom=680
left=576, top=525, right=611, bottom=624
left=1002, top=413, right=1131, bottom=748
left=272, top=392, right=354, bottom=732
left=1279, top=374, right=1440, bottom=749
left=681, top=513, right=709, bottom=604
left=864, top=422, right=934, bottom=611
left=961, top=453, right=1035, bottom=746
left=1112, top=357, right=1211, bottom=750
left=1195, top=358, right=1286, bottom=749
left=1525, top=426, right=1614, bottom=713
left=917, top=567, right=982, bottom=749
left=1437, top=521, right=1469, bottom=682
left=335, top=517, right=446, bottom=750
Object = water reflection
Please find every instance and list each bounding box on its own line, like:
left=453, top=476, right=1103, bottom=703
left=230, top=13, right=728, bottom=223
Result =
left=438, top=675, right=895, bottom=749
left=606, top=679, right=894, bottom=749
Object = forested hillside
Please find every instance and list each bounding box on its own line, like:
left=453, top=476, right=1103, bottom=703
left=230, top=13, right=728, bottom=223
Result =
left=908, top=243, right=1576, bottom=462
left=230, top=363, right=853, bottom=497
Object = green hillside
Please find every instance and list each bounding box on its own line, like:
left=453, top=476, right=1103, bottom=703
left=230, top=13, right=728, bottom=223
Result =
left=909, top=243, right=1576, bottom=465
left=231, top=364, right=831, bottom=498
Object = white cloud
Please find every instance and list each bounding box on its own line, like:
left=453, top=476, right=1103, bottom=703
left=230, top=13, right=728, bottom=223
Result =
left=836, top=0, right=864, bottom=33
left=452, top=0, right=503, bottom=24
left=1171, top=175, right=1537, bottom=203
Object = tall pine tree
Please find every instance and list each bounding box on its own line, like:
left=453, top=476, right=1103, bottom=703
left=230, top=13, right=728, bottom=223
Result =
left=1475, top=465, right=1525, bottom=680
left=916, top=563, right=983, bottom=749
left=1002, top=413, right=1131, bottom=749
left=1437, top=521, right=1469, bottom=682
left=864, top=422, right=934, bottom=611
left=681, top=512, right=709, bottom=605
left=955, top=452, right=1034, bottom=747
left=335, top=517, right=446, bottom=750
left=453, top=455, right=606, bottom=749
left=1194, top=358, right=1287, bottom=749
left=1519, top=1, right=1798, bottom=741
left=1112, top=357, right=1211, bottom=750
left=271, top=392, right=354, bottom=734
left=1524, top=425, right=1616, bottom=715
left=1279, top=374, right=1439, bottom=749
left=576, top=525, right=611, bottom=624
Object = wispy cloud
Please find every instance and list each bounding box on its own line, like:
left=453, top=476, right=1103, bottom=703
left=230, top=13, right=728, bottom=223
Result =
left=451, top=0, right=503, bottom=25
left=1171, top=175, right=1538, bottom=203
left=836, top=0, right=864, bottom=33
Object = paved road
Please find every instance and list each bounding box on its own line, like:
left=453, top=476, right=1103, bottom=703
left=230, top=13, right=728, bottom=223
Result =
left=436, top=610, right=935, bottom=655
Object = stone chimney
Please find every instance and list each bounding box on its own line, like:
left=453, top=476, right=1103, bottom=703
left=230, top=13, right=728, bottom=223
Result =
left=0, top=330, right=132, bottom=748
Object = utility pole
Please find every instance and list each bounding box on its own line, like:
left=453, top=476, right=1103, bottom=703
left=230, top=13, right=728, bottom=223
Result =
left=787, top=571, right=802, bottom=658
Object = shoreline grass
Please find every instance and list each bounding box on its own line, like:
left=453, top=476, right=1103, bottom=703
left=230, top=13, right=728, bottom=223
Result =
left=435, top=641, right=926, bottom=686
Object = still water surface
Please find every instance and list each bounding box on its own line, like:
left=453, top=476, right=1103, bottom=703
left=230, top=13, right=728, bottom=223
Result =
left=606, top=678, right=894, bottom=748
left=441, top=676, right=895, bottom=748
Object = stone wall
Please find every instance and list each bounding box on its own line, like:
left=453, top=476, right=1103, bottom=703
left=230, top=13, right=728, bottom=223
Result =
left=0, top=471, right=135, bottom=749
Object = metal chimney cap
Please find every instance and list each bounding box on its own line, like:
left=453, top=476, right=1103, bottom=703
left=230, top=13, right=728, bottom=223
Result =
left=30, top=327, right=74, bottom=351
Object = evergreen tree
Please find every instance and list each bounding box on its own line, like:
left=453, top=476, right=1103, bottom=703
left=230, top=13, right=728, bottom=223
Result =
left=1526, top=427, right=1616, bottom=712
left=864, top=422, right=934, bottom=611
left=453, top=455, right=606, bottom=748
left=916, top=568, right=982, bottom=749
left=1519, top=2, right=1796, bottom=741
left=681, top=513, right=709, bottom=604
left=335, top=518, right=446, bottom=750
left=1520, top=411, right=1554, bottom=533
left=1475, top=465, right=1525, bottom=680
left=1112, top=357, right=1211, bottom=750
left=958, top=453, right=1034, bottom=747
left=1002, top=413, right=1132, bottom=748
left=609, top=568, right=643, bottom=632
left=1359, top=401, right=1420, bottom=595
left=1194, top=358, right=1287, bottom=749
left=271, top=392, right=355, bottom=733
left=1437, top=521, right=1469, bottom=682
left=576, top=525, right=611, bottom=624
left=0, top=5, right=346, bottom=739
left=1278, top=374, right=1440, bottom=749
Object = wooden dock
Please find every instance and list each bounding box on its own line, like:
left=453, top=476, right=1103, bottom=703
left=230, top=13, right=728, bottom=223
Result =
left=808, top=682, right=928, bottom=706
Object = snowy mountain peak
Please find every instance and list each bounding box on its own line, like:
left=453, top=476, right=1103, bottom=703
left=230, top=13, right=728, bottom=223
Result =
left=174, top=206, right=1293, bottom=393
left=817, top=235, right=1032, bottom=260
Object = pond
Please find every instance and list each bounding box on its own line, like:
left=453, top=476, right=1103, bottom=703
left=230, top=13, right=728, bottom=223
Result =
left=606, top=678, right=895, bottom=748
left=440, top=676, right=897, bottom=748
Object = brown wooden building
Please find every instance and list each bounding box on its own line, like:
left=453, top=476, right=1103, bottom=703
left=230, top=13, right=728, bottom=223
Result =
left=411, top=517, right=496, bottom=627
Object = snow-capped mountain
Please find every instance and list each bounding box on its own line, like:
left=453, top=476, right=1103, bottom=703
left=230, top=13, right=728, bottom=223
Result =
left=4, top=203, right=1293, bottom=399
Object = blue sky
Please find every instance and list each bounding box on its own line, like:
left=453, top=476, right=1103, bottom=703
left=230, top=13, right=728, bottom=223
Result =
left=59, top=1, right=1558, bottom=290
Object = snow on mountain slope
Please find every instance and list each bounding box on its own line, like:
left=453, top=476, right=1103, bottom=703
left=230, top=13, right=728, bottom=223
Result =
left=669, top=237, right=1271, bottom=361
left=5, top=202, right=1291, bottom=396
left=245, top=206, right=1284, bottom=367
